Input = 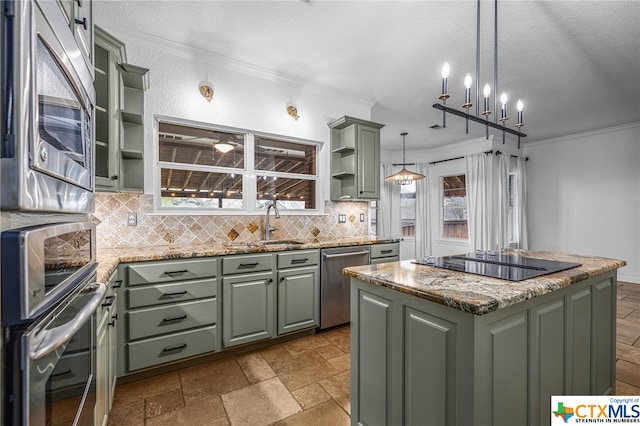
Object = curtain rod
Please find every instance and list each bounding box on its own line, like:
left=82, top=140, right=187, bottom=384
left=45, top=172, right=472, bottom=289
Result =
left=494, top=150, right=529, bottom=161
left=429, top=149, right=493, bottom=165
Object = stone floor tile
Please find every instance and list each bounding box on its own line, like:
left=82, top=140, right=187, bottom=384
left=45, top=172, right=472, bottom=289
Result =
left=271, top=349, right=339, bottom=391
left=315, top=344, right=345, bottom=360
left=145, top=389, right=184, bottom=419
left=323, top=327, right=351, bottom=353
left=319, top=370, right=351, bottom=400
left=616, top=380, right=640, bottom=395
left=282, top=334, right=331, bottom=357
left=291, top=382, right=332, bottom=409
left=107, top=399, right=145, bottom=426
left=273, top=400, right=350, bottom=426
left=260, top=344, right=293, bottom=367
left=145, top=395, right=228, bottom=426
left=617, top=359, right=640, bottom=388
left=221, top=377, right=301, bottom=425
left=236, top=352, right=276, bottom=383
left=617, top=342, right=640, bottom=364
left=113, top=372, right=182, bottom=405
left=328, top=353, right=351, bottom=372
left=334, top=393, right=351, bottom=415
left=180, top=357, right=249, bottom=403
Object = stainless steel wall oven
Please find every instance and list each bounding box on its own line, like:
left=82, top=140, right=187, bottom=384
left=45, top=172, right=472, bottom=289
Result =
left=2, top=223, right=106, bottom=425
left=1, top=0, right=95, bottom=213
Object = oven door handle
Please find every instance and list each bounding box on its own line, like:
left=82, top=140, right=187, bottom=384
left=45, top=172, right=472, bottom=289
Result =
left=30, top=282, right=107, bottom=361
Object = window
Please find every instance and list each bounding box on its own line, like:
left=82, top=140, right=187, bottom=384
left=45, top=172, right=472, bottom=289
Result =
left=400, top=181, right=416, bottom=237
left=442, top=174, right=468, bottom=239
left=157, top=120, right=318, bottom=212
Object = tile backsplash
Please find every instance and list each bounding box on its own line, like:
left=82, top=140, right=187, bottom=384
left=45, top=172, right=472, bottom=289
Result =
left=93, top=193, right=370, bottom=249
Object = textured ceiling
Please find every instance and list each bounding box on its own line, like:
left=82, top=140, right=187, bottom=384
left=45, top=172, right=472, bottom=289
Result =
left=94, top=1, right=640, bottom=150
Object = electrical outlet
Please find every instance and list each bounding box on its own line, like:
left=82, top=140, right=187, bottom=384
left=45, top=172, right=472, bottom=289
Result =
left=360, top=213, right=365, bottom=222
left=127, top=212, right=137, bottom=226
left=338, top=214, right=346, bottom=223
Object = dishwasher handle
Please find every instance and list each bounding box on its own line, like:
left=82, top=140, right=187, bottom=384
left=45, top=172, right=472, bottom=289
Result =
left=322, top=250, right=370, bottom=259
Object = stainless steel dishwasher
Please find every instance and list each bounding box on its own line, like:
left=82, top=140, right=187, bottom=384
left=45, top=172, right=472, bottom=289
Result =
left=320, top=245, right=370, bottom=329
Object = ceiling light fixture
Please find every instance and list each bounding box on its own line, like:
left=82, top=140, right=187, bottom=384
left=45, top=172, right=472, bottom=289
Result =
left=213, top=140, right=234, bottom=153
left=433, top=0, right=527, bottom=148
left=199, top=80, right=214, bottom=103
left=286, top=102, right=300, bottom=121
left=384, top=132, right=425, bottom=185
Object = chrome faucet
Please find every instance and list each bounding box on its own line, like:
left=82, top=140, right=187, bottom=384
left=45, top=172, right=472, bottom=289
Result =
left=264, top=202, right=280, bottom=241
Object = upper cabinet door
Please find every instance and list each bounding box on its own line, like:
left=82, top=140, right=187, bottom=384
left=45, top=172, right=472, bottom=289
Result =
left=357, top=124, right=380, bottom=199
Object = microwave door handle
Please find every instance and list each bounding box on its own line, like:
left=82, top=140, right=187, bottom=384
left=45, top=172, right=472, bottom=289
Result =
left=29, top=283, right=107, bottom=361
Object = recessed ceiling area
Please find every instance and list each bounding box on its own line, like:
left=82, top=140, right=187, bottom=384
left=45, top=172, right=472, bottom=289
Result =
left=94, top=1, right=640, bottom=150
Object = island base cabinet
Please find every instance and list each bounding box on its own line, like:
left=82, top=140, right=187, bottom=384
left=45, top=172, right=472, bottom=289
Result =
left=351, top=271, right=617, bottom=426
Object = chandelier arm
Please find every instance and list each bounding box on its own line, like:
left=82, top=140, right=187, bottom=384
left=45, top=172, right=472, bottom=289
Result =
left=433, top=104, right=527, bottom=137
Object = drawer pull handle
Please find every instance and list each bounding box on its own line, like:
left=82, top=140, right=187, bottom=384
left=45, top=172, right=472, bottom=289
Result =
left=162, top=290, right=188, bottom=297
left=108, top=320, right=115, bottom=327
left=113, top=279, right=123, bottom=288
left=290, top=258, right=308, bottom=264
left=380, top=250, right=393, bottom=254
left=51, top=369, right=72, bottom=378
left=101, top=295, right=116, bottom=307
left=161, top=315, right=187, bottom=323
left=162, top=344, right=187, bottom=353
left=74, top=17, right=87, bottom=30
left=164, top=269, right=188, bottom=276
left=112, top=313, right=118, bottom=321
left=239, top=263, right=259, bottom=268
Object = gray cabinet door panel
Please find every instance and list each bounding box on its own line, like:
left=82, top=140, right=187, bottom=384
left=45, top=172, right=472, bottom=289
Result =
left=277, top=266, right=319, bottom=334
left=370, top=243, right=399, bottom=260
left=127, top=326, right=217, bottom=371
left=223, top=272, right=274, bottom=347
left=128, top=258, right=217, bottom=285
left=567, top=288, right=592, bottom=394
left=357, top=124, right=380, bottom=199
left=593, top=277, right=615, bottom=395
left=404, top=307, right=456, bottom=426
left=127, top=299, right=217, bottom=340
left=127, top=278, right=217, bottom=308
left=354, top=289, right=393, bottom=426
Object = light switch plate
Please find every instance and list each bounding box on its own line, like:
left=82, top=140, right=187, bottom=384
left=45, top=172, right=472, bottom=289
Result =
left=338, top=214, right=346, bottom=223
left=127, top=212, right=137, bottom=226
left=360, top=213, right=365, bottom=222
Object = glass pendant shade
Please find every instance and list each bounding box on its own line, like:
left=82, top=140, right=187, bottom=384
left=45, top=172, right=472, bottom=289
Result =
left=384, top=132, right=425, bottom=185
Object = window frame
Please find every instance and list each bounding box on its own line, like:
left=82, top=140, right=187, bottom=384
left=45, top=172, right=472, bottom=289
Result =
left=153, top=115, right=322, bottom=215
left=440, top=173, right=469, bottom=241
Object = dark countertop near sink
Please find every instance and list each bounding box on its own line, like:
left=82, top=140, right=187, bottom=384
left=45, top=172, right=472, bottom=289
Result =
left=96, top=236, right=399, bottom=283
left=343, top=250, right=626, bottom=315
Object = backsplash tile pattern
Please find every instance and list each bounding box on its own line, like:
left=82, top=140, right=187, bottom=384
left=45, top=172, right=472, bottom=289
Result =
left=93, top=193, right=369, bottom=249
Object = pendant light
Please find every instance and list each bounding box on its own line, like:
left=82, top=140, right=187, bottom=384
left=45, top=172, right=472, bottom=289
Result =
left=384, top=132, right=425, bottom=185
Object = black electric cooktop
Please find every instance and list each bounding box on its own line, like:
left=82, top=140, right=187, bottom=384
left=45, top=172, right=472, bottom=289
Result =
left=412, top=252, right=582, bottom=282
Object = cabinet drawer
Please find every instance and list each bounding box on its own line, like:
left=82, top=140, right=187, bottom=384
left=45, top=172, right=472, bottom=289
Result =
left=370, top=243, right=399, bottom=259
left=370, top=256, right=399, bottom=265
left=50, top=351, right=90, bottom=390
left=127, top=326, right=217, bottom=371
left=128, top=278, right=217, bottom=309
left=223, top=253, right=273, bottom=275
left=277, top=250, right=320, bottom=269
left=128, top=299, right=217, bottom=340
left=128, top=258, right=217, bottom=286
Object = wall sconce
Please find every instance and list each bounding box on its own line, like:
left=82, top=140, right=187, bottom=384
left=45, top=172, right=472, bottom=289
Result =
left=199, top=80, right=214, bottom=103
left=286, top=102, right=300, bottom=121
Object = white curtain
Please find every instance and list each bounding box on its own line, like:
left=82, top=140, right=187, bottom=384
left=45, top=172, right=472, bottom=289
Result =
left=378, top=163, right=400, bottom=237
left=514, top=157, right=529, bottom=249
left=414, top=163, right=431, bottom=258
left=496, top=153, right=510, bottom=249
left=465, top=153, right=492, bottom=251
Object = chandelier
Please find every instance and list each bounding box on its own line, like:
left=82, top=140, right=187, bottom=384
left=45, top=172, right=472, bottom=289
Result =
left=433, top=0, right=527, bottom=148
left=384, top=132, right=425, bottom=185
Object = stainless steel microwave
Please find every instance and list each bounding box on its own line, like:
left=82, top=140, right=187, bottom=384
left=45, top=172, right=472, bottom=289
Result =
left=1, top=0, right=95, bottom=213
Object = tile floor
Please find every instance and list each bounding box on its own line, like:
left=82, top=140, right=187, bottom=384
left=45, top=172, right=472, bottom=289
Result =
left=109, top=282, right=640, bottom=426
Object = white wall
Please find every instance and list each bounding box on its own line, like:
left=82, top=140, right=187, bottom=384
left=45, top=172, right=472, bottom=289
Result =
left=524, top=123, right=640, bottom=283
left=94, top=24, right=374, bottom=199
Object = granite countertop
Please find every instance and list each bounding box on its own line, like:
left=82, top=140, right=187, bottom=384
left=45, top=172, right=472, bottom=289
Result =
left=343, top=250, right=626, bottom=315
left=96, top=236, right=398, bottom=283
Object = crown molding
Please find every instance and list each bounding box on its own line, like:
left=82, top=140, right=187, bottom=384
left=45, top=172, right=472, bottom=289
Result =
left=524, top=122, right=640, bottom=149
left=99, top=23, right=377, bottom=110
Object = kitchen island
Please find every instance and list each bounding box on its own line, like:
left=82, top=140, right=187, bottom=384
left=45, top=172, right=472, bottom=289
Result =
left=343, top=250, right=626, bottom=426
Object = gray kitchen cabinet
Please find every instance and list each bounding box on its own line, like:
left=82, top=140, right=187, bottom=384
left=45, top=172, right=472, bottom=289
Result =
left=116, top=258, right=219, bottom=376
left=222, top=270, right=276, bottom=348
left=95, top=269, right=119, bottom=426
left=55, top=0, right=93, bottom=74
left=351, top=270, right=617, bottom=426
left=328, top=116, right=384, bottom=201
left=369, top=242, right=399, bottom=264
left=277, top=250, right=320, bottom=334
left=94, top=26, right=149, bottom=192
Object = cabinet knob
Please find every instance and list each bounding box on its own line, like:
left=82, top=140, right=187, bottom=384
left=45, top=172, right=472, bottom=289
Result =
left=359, top=190, right=363, bottom=194
left=74, top=17, right=87, bottom=31
left=75, top=0, right=82, bottom=6
left=111, top=175, right=119, bottom=180
left=267, top=278, right=273, bottom=285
